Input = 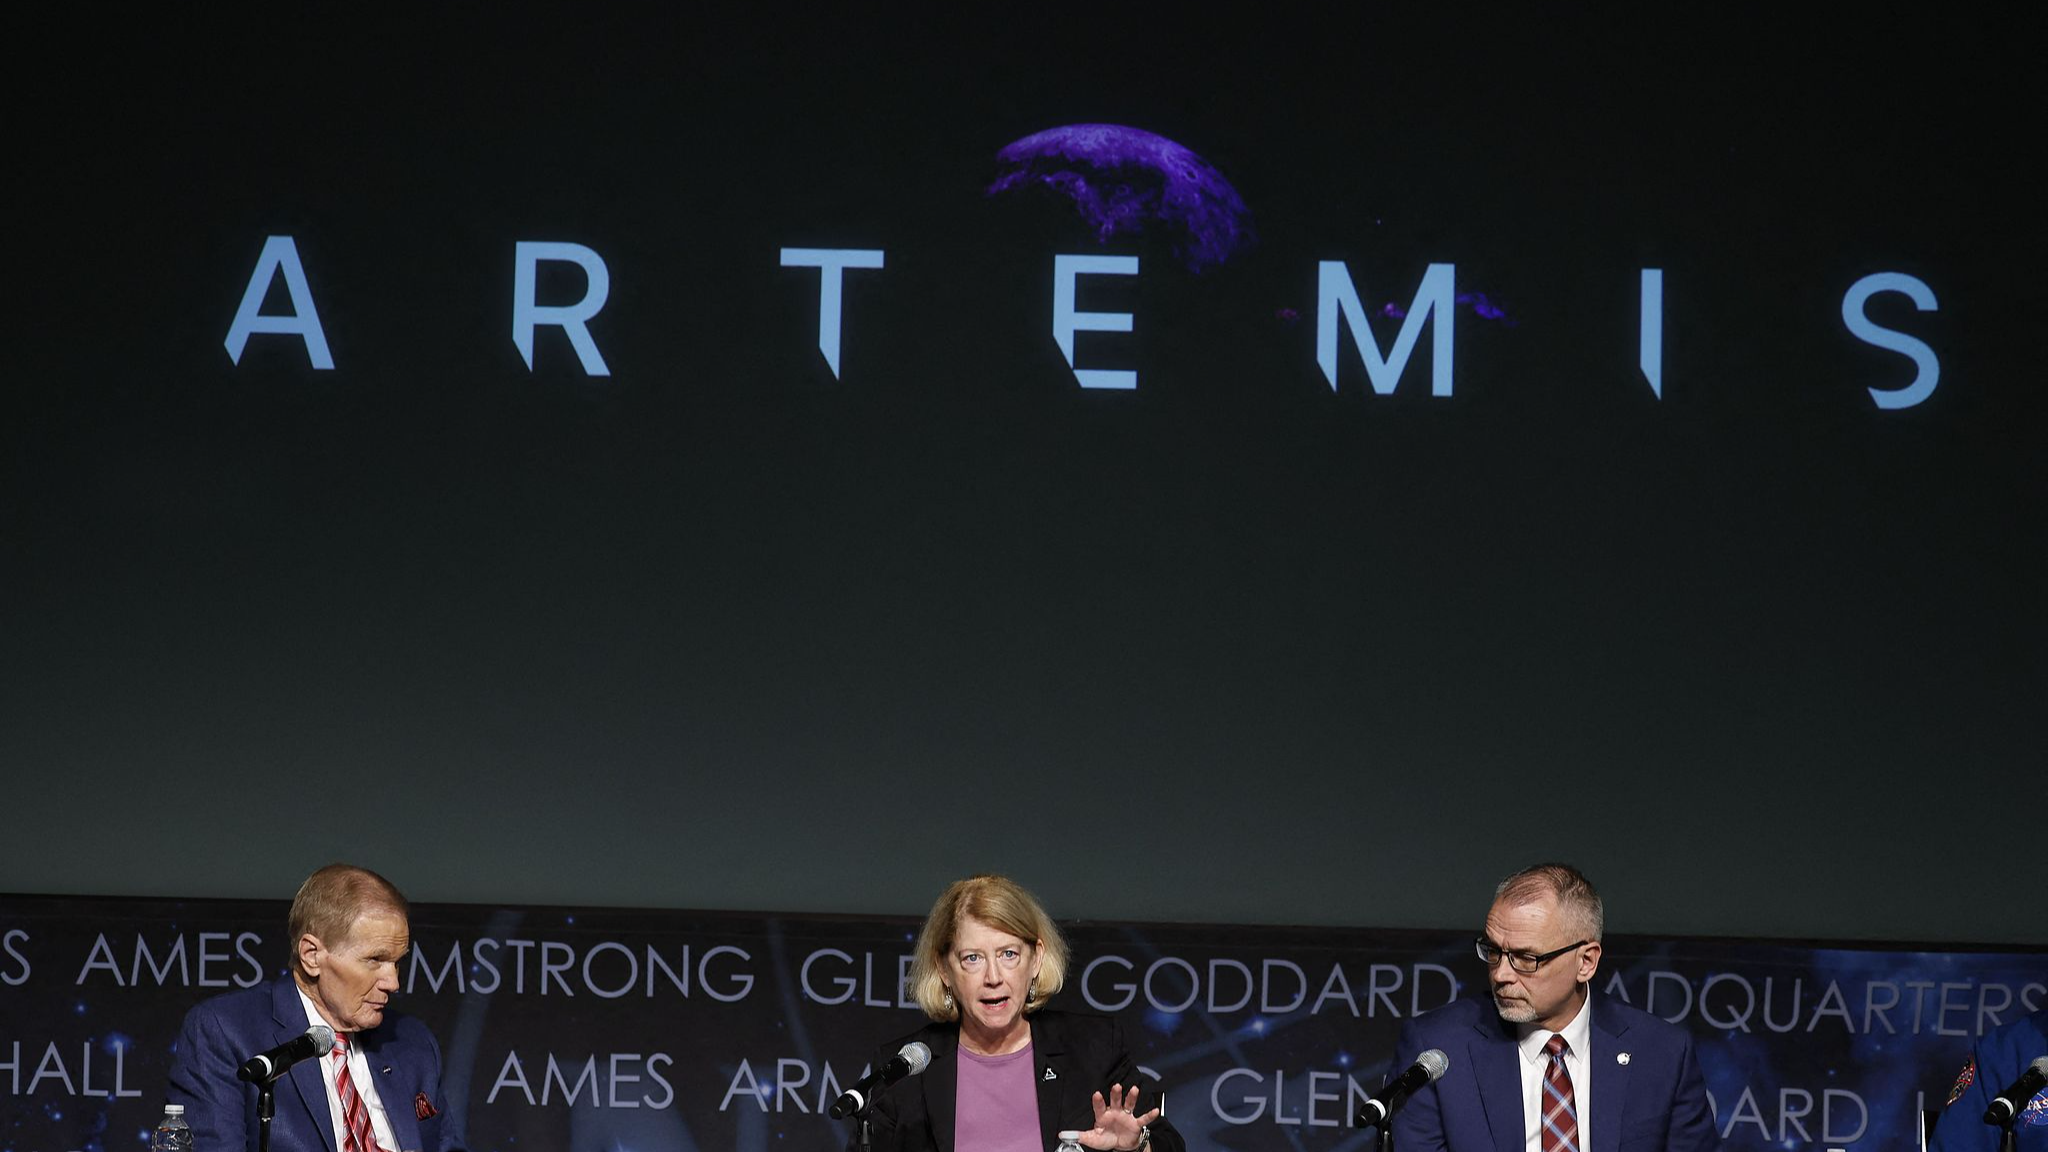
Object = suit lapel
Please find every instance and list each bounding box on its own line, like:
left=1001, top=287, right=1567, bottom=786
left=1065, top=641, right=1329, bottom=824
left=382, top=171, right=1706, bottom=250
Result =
left=924, top=1030, right=960, bottom=1152
left=360, top=1027, right=423, bottom=1152
left=1033, top=1015, right=1071, bottom=1152
left=1588, top=998, right=1632, bottom=1152
left=1472, top=1014, right=1526, bottom=1152
left=270, top=978, right=339, bottom=1152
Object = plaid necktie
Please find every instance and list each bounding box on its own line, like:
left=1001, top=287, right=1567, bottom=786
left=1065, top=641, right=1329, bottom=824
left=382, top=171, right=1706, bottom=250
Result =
left=1541, top=1034, right=1581, bottom=1152
left=330, top=1033, right=386, bottom=1152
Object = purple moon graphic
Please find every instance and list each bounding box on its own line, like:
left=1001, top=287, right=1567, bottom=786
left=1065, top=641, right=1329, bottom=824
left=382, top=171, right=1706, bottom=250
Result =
left=986, top=124, right=1253, bottom=273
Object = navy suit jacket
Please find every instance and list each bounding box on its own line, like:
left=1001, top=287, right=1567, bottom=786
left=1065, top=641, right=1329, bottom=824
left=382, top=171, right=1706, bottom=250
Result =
left=1392, top=995, right=1717, bottom=1152
left=167, top=975, right=464, bottom=1152
left=856, top=1010, right=1185, bottom=1152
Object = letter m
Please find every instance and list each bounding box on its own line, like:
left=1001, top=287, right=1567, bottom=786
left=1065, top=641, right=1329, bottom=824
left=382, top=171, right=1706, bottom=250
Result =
left=408, top=942, right=464, bottom=994
left=1316, top=261, right=1455, bottom=396
left=544, top=1055, right=600, bottom=1106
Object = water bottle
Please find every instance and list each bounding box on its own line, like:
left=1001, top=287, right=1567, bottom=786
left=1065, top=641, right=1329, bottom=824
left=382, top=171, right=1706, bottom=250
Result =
left=152, top=1103, right=192, bottom=1152
left=1055, top=1130, right=1085, bottom=1152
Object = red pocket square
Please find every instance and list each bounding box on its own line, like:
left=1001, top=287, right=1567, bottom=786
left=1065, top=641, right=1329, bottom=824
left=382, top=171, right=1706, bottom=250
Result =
left=414, top=1092, right=438, bottom=1121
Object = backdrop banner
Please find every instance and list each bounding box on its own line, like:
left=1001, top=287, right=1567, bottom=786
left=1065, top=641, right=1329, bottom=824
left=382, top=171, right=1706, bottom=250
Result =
left=3, top=895, right=2040, bottom=1152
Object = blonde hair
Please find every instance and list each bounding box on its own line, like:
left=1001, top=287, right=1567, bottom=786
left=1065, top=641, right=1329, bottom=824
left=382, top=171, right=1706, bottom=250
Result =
left=287, top=863, right=409, bottom=976
left=909, top=875, right=1068, bottom=1022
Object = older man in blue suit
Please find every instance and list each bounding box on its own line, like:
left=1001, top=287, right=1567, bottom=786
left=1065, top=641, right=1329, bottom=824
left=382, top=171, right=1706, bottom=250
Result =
left=1931, top=1006, right=2048, bottom=1152
left=1392, top=864, right=1716, bottom=1152
left=168, top=864, right=465, bottom=1152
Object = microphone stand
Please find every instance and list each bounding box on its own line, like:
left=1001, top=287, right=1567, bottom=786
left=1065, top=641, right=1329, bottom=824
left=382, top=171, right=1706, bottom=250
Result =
left=257, top=1078, right=276, bottom=1152
left=1358, top=1083, right=1410, bottom=1152
left=1994, top=1115, right=2017, bottom=1152
left=852, top=1097, right=875, bottom=1152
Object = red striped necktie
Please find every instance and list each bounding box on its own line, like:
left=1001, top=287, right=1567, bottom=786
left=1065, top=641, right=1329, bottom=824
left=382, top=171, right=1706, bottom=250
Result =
left=330, top=1032, right=388, bottom=1152
left=1541, top=1033, right=1581, bottom=1152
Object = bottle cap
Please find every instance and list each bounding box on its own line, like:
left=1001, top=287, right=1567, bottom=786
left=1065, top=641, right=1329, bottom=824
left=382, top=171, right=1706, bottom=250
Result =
left=1058, top=1132, right=1082, bottom=1142
left=165, top=1104, right=186, bottom=1114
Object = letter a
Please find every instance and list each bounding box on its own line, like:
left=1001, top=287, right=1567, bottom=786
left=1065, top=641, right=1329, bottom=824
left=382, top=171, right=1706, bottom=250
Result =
left=224, top=236, right=334, bottom=369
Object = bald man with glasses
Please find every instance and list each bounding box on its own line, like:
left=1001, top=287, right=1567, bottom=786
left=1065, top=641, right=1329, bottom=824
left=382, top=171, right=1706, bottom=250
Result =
left=1391, top=864, right=1717, bottom=1152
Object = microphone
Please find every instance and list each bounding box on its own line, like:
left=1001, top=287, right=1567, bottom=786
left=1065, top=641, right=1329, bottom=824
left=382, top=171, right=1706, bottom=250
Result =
left=1357, top=1049, right=1450, bottom=1128
left=1983, top=1056, right=2048, bottom=1126
left=829, top=1042, right=932, bottom=1119
left=236, top=1024, right=336, bottom=1083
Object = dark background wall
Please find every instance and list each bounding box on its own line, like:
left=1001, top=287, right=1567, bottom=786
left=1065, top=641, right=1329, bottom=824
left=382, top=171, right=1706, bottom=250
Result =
left=6, top=11, right=2037, bottom=944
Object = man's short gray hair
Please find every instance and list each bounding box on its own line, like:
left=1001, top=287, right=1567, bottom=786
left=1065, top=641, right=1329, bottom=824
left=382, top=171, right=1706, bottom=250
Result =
left=1494, top=862, right=1604, bottom=941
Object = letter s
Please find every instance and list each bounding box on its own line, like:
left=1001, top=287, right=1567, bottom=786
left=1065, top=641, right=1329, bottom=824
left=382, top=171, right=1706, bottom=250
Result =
left=1842, top=272, right=1939, bottom=409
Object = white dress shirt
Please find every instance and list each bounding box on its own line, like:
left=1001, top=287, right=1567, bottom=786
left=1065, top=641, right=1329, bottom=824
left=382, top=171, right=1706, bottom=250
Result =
left=1516, top=994, right=1593, bottom=1152
left=298, top=988, right=402, bottom=1152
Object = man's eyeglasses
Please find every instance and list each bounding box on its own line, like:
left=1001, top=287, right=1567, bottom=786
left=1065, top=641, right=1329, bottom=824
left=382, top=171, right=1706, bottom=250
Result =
left=1474, top=937, right=1588, bottom=975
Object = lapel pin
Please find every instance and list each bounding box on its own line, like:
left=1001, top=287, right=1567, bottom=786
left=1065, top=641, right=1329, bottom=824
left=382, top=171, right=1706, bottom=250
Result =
left=1617, top=1053, right=1631, bottom=1065
left=1043, top=1067, right=1058, bottom=1081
